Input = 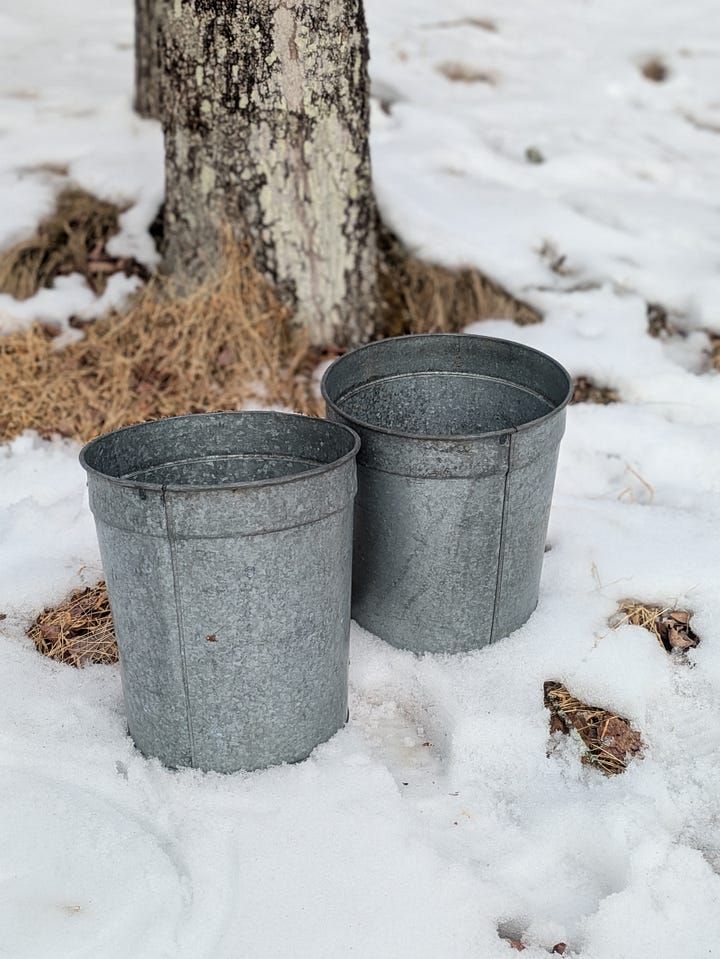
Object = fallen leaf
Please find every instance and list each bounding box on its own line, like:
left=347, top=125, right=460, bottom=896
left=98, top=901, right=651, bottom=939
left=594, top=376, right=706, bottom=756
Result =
left=549, top=713, right=568, bottom=735
left=667, top=626, right=695, bottom=650
left=600, top=716, right=642, bottom=759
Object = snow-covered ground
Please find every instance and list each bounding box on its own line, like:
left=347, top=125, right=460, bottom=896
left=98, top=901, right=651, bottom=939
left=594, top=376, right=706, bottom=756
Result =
left=2, top=1, right=720, bottom=956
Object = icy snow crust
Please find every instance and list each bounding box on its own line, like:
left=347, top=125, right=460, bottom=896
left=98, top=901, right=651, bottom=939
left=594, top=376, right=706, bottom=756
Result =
left=2, top=0, right=720, bottom=956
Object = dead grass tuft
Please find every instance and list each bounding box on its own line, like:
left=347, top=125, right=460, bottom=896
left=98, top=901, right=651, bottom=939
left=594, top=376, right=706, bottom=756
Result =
left=708, top=334, right=720, bottom=371
left=437, top=61, right=497, bottom=84
left=613, top=601, right=699, bottom=654
left=544, top=681, right=643, bottom=775
left=0, top=192, right=540, bottom=446
left=646, top=302, right=675, bottom=339
left=29, top=582, right=117, bottom=667
left=0, top=239, right=319, bottom=443
left=377, top=228, right=540, bottom=337
left=0, top=187, right=147, bottom=300
left=571, top=376, right=619, bottom=405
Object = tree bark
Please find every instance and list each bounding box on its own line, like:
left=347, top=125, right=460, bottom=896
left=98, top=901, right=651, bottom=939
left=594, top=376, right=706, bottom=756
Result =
left=134, top=0, right=163, bottom=119
left=159, top=0, right=377, bottom=347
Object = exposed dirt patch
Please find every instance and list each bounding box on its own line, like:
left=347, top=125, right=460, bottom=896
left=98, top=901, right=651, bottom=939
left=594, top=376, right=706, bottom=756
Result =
left=708, top=333, right=720, bottom=371
left=640, top=57, right=669, bottom=82
left=437, top=62, right=497, bottom=84
left=0, top=187, right=147, bottom=300
left=571, top=376, right=619, bottom=404
left=544, top=681, right=643, bottom=775
left=645, top=301, right=686, bottom=340
left=29, top=582, right=116, bottom=667
left=613, top=601, right=699, bottom=656
left=0, top=192, right=540, bottom=444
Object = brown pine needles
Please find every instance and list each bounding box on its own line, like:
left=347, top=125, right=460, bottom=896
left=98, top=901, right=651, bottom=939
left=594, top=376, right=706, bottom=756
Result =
left=0, top=240, right=317, bottom=444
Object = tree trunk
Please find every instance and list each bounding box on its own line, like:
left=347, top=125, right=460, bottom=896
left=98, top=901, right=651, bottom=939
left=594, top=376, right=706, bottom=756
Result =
left=159, top=0, right=377, bottom=347
left=134, top=0, right=163, bottom=119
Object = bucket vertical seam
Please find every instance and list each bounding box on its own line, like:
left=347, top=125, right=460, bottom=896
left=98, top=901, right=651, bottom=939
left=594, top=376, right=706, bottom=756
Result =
left=490, top=430, right=514, bottom=643
left=162, top=488, right=197, bottom=766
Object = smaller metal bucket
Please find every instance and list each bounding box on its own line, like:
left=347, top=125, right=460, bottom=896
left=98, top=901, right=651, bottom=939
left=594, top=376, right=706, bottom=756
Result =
left=80, top=411, right=359, bottom=772
left=322, top=334, right=572, bottom=654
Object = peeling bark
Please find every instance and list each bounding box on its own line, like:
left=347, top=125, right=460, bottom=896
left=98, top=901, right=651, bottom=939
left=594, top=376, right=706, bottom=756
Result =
left=159, top=0, right=378, bottom=346
left=134, top=0, right=164, bottom=119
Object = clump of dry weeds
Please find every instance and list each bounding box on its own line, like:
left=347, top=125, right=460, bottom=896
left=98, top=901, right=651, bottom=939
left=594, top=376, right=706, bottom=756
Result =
left=613, top=601, right=699, bottom=654
left=437, top=61, right=497, bottom=84
left=708, top=334, right=720, bottom=372
left=544, top=680, right=643, bottom=775
left=0, top=187, right=147, bottom=300
left=571, top=376, right=619, bottom=405
left=29, top=583, right=116, bottom=667
left=377, top=227, right=540, bottom=337
left=0, top=241, right=317, bottom=443
left=0, top=193, right=541, bottom=447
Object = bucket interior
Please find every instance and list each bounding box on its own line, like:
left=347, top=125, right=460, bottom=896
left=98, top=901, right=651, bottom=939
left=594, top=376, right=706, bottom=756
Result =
left=122, top=453, right=319, bottom=486
left=337, top=373, right=554, bottom=435
left=324, top=335, right=571, bottom=437
left=81, top=412, right=357, bottom=489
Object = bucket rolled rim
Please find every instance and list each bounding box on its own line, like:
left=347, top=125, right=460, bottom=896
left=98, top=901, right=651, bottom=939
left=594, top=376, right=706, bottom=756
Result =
left=321, top=332, right=573, bottom=442
left=79, top=410, right=361, bottom=493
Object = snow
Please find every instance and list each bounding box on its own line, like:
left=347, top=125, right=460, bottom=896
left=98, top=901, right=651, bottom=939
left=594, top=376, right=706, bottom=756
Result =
left=2, top=0, right=720, bottom=957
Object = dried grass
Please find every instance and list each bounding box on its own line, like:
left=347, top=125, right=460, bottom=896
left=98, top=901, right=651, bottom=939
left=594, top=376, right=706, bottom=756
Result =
left=0, top=200, right=541, bottom=445
left=709, top=334, right=720, bottom=372
left=613, top=601, right=699, bottom=654
left=0, top=240, right=318, bottom=443
left=571, top=376, right=619, bottom=405
left=29, top=583, right=116, bottom=667
left=544, top=681, right=643, bottom=775
left=377, top=227, right=540, bottom=337
left=0, top=187, right=146, bottom=300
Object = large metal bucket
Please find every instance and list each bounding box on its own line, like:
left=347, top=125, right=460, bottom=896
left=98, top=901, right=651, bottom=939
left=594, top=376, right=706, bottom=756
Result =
left=322, top=334, right=572, bottom=654
left=80, top=411, right=359, bottom=772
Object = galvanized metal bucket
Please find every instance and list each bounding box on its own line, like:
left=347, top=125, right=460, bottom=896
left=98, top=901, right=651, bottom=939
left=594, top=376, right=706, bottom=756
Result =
left=322, top=334, right=572, bottom=654
left=80, top=411, right=359, bottom=772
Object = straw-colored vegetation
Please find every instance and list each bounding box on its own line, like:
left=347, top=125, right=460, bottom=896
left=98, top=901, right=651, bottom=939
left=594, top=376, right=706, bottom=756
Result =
left=29, top=583, right=116, bottom=667
left=0, top=187, right=145, bottom=300
left=544, top=680, right=643, bottom=775
left=0, top=189, right=539, bottom=446
left=0, top=236, right=315, bottom=443
left=571, top=376, right=618, bottom=405
left=376, top=226, right=540, bottom=336
left=613, top=601, right=699, bottom=654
